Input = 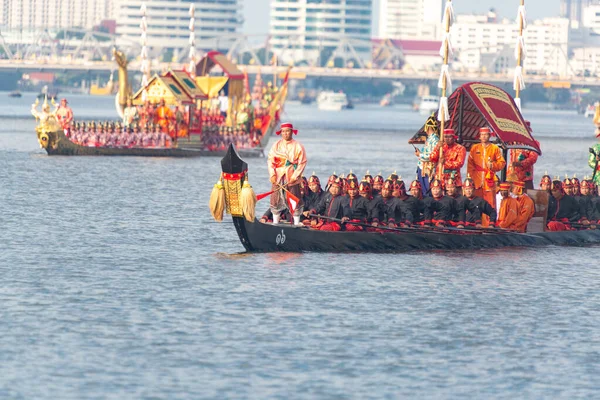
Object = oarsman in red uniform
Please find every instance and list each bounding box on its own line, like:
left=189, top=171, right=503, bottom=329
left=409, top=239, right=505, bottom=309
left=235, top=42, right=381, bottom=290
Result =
left=409, top=179, right=423, bottom=200
left=345, top=180, right=369, bottom=231
left=445, top=179, right=468, bottom=228
left=55, top=98, right=73, bottom=131
left=512, top=181, right=536, bottom=233
left=539, top=173, right=552, bottom=192
left=373, top=173, right=384, bottom=196
left=423, top=179, right=458, bottom=227
left=496, top=182, right=519, bottom=230
left=463, top=177, right=496, bottom=227
left=268, top=122, right=307, bottom=225
left=562, top=177, right=574, bottom=196
left=310, top=176, right=351, bottom=231
left=358, top=180, right=373, bottom=201
left=547, top=180, right=587, bottom=231
left=580, top=179, right=600, bottom=222
left=507, top=121, right=539, bottom=190
left=302, top=173, right=326, bottom=218
left=429, top=128, right=467, bottom=189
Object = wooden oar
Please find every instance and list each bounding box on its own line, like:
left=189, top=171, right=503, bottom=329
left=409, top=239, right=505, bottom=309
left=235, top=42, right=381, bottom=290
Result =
left=309, top=214, right=455, bottom=235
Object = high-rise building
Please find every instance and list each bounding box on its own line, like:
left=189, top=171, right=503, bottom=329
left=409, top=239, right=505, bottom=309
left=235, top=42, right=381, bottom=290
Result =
left=452, top=14, right=571, bottom=76
left=559, top=0, right=600, bottom=28
left=378, top=0, right=443, bottom=40
left=0, top=0, right=114, bottom=30
left=269, top=0, right=372, bottom=65
left=115, top=0, right=243, bottom=49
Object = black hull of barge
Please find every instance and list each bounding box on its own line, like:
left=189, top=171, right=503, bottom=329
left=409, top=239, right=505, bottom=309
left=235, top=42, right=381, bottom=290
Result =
left=232, top=217, right=600, bottom=253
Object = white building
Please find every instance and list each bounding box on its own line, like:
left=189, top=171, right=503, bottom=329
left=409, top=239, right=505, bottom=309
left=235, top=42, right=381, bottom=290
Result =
left=115, top=0, right=243, bottom=49
left=0, top=0, right=114, bottom=30
left=452, top=13, right=571, bottom=77
left=269, top=0, right=372, bottom=65
left=378, top=0, right=443, bottom=40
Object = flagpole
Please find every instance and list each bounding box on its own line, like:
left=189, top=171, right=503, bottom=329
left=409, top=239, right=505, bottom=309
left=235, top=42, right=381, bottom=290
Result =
left=140, top=2, right=150, bottom=102
left=188, top=4, right=196, bottom=78
left=437, top=0, right=454, bottom=180
left=514, top=0, right=526, bottom=112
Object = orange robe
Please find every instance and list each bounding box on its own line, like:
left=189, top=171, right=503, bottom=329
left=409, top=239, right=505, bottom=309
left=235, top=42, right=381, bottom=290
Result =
left=514, top=194, right=535, bottom=233
left=467, top=143, right=505, bottom=227
left=157, top=106, right=173, bottom=128
left=429, top=143, right=467, bottom=186
left=507, top=149, right=538, bottom=183
left=497, top=197, right=519, bottom=230
left=267, top=138, right=307, bottom=184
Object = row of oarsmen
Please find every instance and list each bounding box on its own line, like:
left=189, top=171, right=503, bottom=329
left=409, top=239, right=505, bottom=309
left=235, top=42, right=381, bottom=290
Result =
left=261, top=172, right=600, bottom=232
left=200, top=125, right=262, bottom=150
left=65, top=121, right=173, bottom=148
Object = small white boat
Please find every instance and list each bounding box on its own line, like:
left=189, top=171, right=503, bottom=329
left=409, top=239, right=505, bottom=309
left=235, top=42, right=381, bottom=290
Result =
left=584, top=103, right=596, bottom=118
left=317, top=91, right=349, bottom=111
left=418, top=95, right=439, bottom=116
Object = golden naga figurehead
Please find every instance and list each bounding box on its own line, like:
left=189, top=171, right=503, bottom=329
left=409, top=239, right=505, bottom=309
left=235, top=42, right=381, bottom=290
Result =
left=32, top=95, right=61, bottom=149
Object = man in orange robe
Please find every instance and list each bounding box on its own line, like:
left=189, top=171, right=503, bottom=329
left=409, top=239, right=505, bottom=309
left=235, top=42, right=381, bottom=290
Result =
left=156, top=99, right=174, bottom=133
left=268, top=122, right=307, bottom=226
left=512, top=181, right=535, bottom=232
left=429, top=128, right=467, bottom=188
left=467, top=127, right=506, bottom=225
left=496, top=182, right=519, bottom=230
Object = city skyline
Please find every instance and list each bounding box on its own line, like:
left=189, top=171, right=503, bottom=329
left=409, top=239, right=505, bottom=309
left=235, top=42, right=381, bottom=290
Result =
left=244, top=0, right=562, bottom=35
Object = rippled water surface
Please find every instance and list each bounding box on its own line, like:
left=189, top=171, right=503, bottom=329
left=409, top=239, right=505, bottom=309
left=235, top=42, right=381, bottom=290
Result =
left=1, top=92, right=600, bottom=399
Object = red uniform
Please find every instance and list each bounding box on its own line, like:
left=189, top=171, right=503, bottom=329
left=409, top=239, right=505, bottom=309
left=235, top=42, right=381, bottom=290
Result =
left=429, top=142, right=467, bottom=186
left=508, top=149, right=538, bottom=186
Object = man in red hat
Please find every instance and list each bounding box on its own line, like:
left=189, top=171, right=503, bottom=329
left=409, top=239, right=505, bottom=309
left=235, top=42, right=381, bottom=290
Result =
left=429, top=128, right=467, bottom=189
left=370, top=179, right=405, bottom=227
left=358, top=179, right=373, bottom=201
left=576, top=179, right=597, bottom=222
left=512, top=180, right=535, bottom=232
left=345, top=179, right=370, bottom=231
left=56, top=98, right=73, bottom=131
left=463, top=176, right=496, bottom=227
left=467, top=127, right=506, bottom=224
left=423, top=179, right=457, bottom=227
left=539, top=173, right=552, bottom=192
left=547, top=179, right=586, bottom=231
left=496, top=182, right=519, bottom=230
left=393, top=179, right=419, bottom=225
left=507, top=122, right=539, bottom=190
left=302, top=173, right=326, bottom=219
left=372, top=173, right=384, bottom=196
left=310, top=176, right=351, bottom=231
left=268, top=122, right=307, bottom=225
left=445, top=178, right=467, bottom=227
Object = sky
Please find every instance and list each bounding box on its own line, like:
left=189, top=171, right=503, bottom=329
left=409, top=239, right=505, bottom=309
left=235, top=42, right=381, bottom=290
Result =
left=243, top=0, right=562, bottom=35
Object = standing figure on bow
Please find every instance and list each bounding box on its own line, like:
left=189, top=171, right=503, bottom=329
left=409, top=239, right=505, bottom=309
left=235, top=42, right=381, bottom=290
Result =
left=268, top=122, right=307, bottom=225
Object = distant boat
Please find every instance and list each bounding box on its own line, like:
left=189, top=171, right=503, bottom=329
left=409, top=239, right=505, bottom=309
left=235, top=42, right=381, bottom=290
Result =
left=418, top=95, right=439, bottom=116
left=8, top=90, right=22, bottom=98
left=37, top=85, right=59, bottom=101
left=317, top=91, right=349, bottom=111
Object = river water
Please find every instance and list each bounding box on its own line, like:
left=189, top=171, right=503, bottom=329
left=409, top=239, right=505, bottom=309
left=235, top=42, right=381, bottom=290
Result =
left=1, top=92, right=600, bottom=398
